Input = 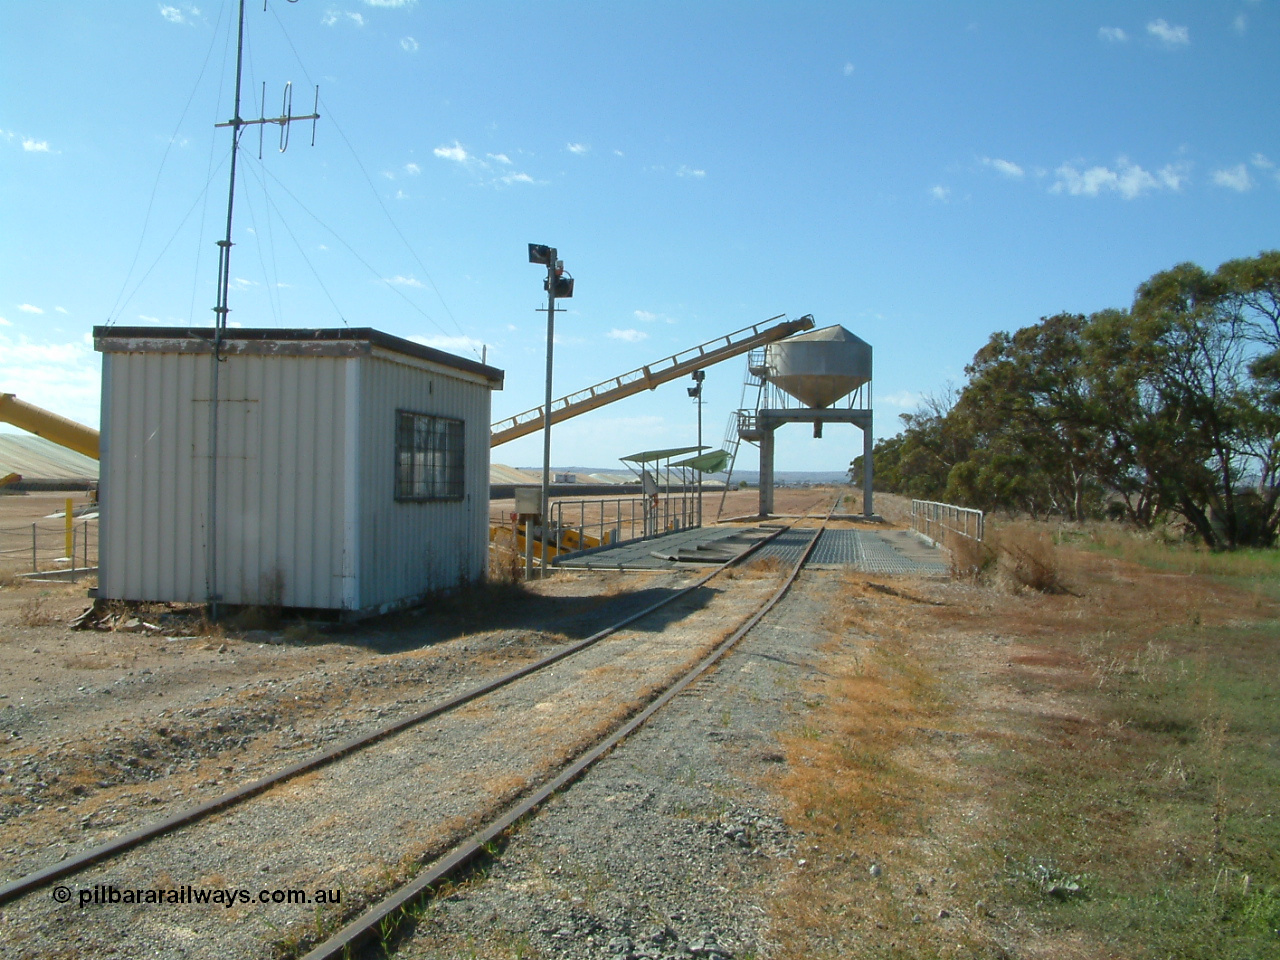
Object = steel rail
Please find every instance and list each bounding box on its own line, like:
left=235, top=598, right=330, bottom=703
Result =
left=299, top=496, right=840, bottom=960
left=0, top=525, right=789, bottom=906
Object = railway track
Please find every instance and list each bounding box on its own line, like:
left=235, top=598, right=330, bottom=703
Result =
left=1, top=496, right=839, bottom=959
left=298, top=498, right=837, bottom=960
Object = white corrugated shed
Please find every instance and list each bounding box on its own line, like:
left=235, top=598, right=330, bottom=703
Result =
left=94, top=327, right=502, bottom=616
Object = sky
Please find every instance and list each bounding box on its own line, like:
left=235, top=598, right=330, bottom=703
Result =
left=2, top=1, right=1278, bottom=475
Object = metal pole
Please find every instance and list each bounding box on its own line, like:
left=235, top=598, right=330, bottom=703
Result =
left=696, top=384, right=703, bottom=527
left=32, top=522, right=37, bottom=573
left=540, top=249, right=557, bottom=578
left=207, top=0, right=249, bottom=621
left=862, top=421, right=874, bottom=517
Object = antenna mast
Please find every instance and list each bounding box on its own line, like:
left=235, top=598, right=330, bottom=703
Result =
left=207, top=0, right=320, bottom=618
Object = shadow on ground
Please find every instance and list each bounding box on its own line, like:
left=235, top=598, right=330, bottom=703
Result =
left=321, top=580, right=723, bottom=655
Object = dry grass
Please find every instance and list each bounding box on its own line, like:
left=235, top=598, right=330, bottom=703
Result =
left=944, top=521, right=1068, bottom=594
left=764, top=521, right=1280, bottom=960
left=990, top=522, right=1069, bottom=593
left=17, top=596, right=59, bottom=626
left=488, top=527, right=524, bottom=583
left=734, top=554, right=788, bottom=578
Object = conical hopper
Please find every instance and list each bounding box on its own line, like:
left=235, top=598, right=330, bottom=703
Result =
left=762, top=325, right=871, bottom=408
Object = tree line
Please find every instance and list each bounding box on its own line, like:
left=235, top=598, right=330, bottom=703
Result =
left=865, top=252, right=1280, bottom=549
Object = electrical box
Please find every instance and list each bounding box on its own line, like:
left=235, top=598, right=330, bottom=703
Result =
left=514, top=485, right=541, bottom=516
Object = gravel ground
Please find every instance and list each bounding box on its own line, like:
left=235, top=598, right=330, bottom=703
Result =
left=383, top=569, right=847, bottom=960
left=0, top=565, right=792, bottom=959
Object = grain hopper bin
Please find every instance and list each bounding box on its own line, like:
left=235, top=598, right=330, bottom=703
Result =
left=741, top=322, right=876, bottom=518
left=761, top=325, right=871, bottom=409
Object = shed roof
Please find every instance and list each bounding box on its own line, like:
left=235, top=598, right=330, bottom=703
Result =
left=93, top=326, right=504, bottom=389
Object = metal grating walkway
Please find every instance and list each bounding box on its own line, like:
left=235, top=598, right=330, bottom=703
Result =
left=554, top=525, right=948, bottom=577
left=755, top=528, right=949, bottom=576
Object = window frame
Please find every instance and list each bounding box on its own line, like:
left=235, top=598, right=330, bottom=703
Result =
left=394, top=409, right=466, bottom=502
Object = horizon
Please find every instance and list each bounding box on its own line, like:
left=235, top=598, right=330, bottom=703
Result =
left=3, top=3, right=1277, bottom=472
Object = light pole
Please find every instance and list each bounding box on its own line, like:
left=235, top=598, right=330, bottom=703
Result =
left=528, top=244, right=573, bottom=576
left=688, top=369, right=705, bottom=527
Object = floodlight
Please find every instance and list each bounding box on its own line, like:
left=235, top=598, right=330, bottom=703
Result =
left=528, top=243, right=552, bottom=265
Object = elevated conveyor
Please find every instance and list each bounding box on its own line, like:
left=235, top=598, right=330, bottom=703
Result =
left=490, top=314, right=815, bottom=447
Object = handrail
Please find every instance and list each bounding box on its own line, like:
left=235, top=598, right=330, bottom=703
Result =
left=490, top=314, right=814, bottom=447
left=911, top=499, right=984, bottom=542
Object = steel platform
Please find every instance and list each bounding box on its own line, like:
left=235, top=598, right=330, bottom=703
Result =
left=555, top=525, right=947, bottom=576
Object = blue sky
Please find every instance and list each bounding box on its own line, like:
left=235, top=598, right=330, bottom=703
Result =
left=2, top=2, right=1277, bottom=473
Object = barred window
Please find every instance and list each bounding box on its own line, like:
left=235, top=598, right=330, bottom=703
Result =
left=395, top=411, right=465, bottom=501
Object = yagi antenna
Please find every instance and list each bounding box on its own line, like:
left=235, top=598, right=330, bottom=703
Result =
left=252, top=81, right=320, bottom=158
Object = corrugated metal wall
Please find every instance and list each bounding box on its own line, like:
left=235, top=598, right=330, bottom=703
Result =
left=355, top=350, right=491, bottom=612
left=99, top=343, right=492, bottom=613
left=100, top=351, right=349, bottom=608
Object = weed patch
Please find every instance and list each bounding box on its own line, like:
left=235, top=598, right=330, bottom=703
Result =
left=764, top=520, right=1280, bottom=959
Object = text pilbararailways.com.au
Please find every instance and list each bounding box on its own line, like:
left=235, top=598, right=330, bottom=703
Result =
left=55, top=883, right=342, bottom=910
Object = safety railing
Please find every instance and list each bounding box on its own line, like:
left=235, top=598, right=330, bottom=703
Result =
left=0, top=508, right=99, bottom=578
left=549, top=494, right=700, bottom=555
left=912, top=499, right=984, bottom=543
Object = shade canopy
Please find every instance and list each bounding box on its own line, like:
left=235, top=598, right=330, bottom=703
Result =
left=670, top=449, right=731, bottom=473
left=620, top=444, right=706, bottom=464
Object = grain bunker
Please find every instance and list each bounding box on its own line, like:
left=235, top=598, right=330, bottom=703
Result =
left=93, top=327, right=503, bottom=617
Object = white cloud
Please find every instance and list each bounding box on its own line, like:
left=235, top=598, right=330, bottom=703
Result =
left=22, top=138, right=50, bottom=153
left=400, top=36, right=419, bottom=52
left=0, top=334, right=102, bottom=430
left=613, top=149, right=625, bottom=157
left=567, top=143, right=590, bottom=155
left=231, top=277, right=255, bottom=290
left=634, top=310, right=658, bottom=323
left=407, top=334, right=484, bottom=356
left=17, top=304, right=43, bottom=314
left=1233, top=14, right=1246, bottom=35
left=1098, top=26, right=1127, bottom=43
left=879, top=390, right=923, bottom=409
left=488, top=153, right=512, bottom=165
left=500, top=172, right=535, bottom=185
left=607, top=328, right=648, bottom=343
left=394, top=189, right=409, bottom=200
left=1212, top=164, right=1253, bottom=192
left=1147, top=19, right=1189, bottom=47
left=982, top=156, right=1024, bottom=178
left=930, top=185, right=950, bottom=201
left=434, top=141, right=471, bottom=163
left=1051, top=158, right=1185, bottom=199
left=0, top=316, right=11, bottom=327
left=843, top=62, right=855, bottom=76
left=676, top=165, right=705, bottom=178
left=1251, top=153, right=1274, bottom=170
left=160, top=5, right=185, bottom=24
left=384, top=275, right=425, bottom=288
left=322, top=10, right=365, bottom=27
left=404, top=162, right=420, bottom=175
left=1156, top=164, right=1189, bottom=190
left=138, top=314, right=162, bottom=324
left=363, top=0, right=417, bottom=6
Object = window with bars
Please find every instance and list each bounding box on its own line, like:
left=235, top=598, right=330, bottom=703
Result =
left=395, top=411, right=465, bottom=501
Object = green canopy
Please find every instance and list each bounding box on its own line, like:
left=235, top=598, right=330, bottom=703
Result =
left=670, top=449, right=731, bottom=473
left=619, top=444, right=706, bottom=464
